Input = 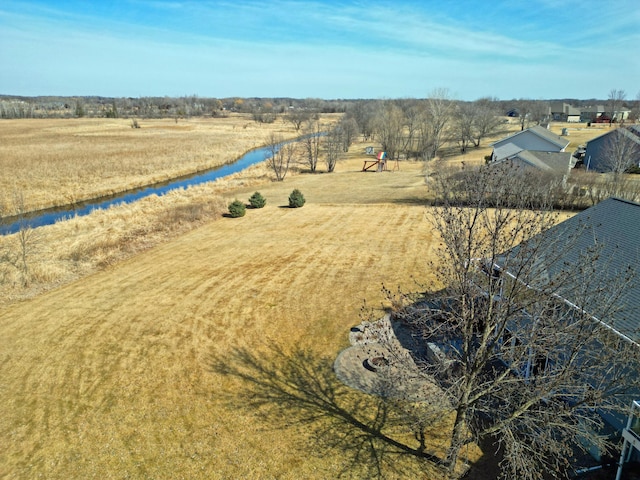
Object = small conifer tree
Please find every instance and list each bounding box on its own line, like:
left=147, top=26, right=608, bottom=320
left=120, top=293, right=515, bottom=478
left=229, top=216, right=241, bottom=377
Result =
left=228, top=199, right=246, bottom=217
left=249, top=191, right=266, bottom=209
left=288, top=189, right=305, bottom=208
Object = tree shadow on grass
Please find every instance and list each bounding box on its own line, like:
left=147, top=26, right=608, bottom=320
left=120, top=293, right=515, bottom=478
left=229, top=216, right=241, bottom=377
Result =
left=209, top=344, right=449, bottom=479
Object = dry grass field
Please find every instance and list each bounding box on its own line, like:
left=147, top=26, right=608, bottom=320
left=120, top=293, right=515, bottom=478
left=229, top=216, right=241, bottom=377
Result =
left=0, top=118, right=601, bottom=479
left=0, top=115, right=308, bottom=215
left=0, top=188, right=451, bottom=479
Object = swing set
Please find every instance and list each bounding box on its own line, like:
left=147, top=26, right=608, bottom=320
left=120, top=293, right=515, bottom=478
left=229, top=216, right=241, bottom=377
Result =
left=362, top=151, right=399, bottom=172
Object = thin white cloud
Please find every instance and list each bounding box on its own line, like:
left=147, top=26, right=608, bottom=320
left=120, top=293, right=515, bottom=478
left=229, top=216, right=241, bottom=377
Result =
left=0, top=0, right=638, bottom=99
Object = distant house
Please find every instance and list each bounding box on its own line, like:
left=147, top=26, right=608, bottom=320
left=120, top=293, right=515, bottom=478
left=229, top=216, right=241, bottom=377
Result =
left=490, top=125, right=570, bottom=163
left=491, top=197, right=640, bottom=473
left=583, top=125, right=640, bottom=172
left=549, top=102, right=581, bottom=123
left=614, top=108, right=632, bottom=123
left=581, top=105, right=607, bottom=123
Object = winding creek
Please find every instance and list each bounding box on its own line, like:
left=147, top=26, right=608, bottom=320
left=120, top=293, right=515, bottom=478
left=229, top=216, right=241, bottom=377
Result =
left=0, top=139, right=296, bottom=235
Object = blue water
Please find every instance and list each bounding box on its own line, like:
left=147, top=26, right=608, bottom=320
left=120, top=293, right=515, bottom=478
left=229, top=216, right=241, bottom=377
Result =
left=0, top=141, right=287, bottom=235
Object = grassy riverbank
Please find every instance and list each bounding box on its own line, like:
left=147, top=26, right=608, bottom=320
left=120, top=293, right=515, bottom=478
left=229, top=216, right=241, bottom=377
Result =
left=0, top=114, right=309, bottom=215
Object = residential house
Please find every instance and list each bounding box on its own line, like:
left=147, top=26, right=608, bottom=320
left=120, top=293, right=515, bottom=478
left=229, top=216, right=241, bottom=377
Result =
left=491, top=197, right=640, bottom=473
left=614, top=108, right=632, bottom=123
left=490, top=125, right=570, bottom=163
left=581, top=105, right=607, bottom=123
left=549, top=102, right=582, bottom=123
left=494, top=150, right=576, bottom=177
left=488, top=150, right=576, bottom=189
left=583, top=125, right=640, bottom=172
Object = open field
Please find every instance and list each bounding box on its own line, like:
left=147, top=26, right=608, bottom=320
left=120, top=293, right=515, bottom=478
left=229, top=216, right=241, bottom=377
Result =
left=0, top=115, right=610, bottom=216
left=0, top=149, right=433, bottom=305
left=0, top=190, right=455, bottom=479
left=0, top=133, right=473, bottom=478
left=0, top=115, right=312, bottom=215
left=0, top=118, right=601, bottom=479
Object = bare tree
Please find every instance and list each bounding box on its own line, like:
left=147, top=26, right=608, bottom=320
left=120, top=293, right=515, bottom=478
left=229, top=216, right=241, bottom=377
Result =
left=252, top=101, right=277, bottom=123
left=415, top=89, right=454, bottom=161
left=266, top=134, right=295, bottom=181
left=4, top=191, right=42, bottom=286
left=453, top=102, right=475, bottom=153
left=338, top=116, right=359, bottom=152
left=608, top=89, right=627, bottom=123
left=512, top=99, right=549, bottom=130
left=601, top=126, right=640, bottom=176
left=513, top=99, right=533, bottom=131
left=349, top=101, right=377, bottom=141
left=374, top=101, right=405, bottom=160
left=470, top=97, right=503, bottom=147
left=425, top=89, right=454, bottom=160
left=324, top=128, right=343, bottom=173
left=529, top=100, right=550, bottom=126
left=286, top=108, right=312, bottom=131
left=74, top=99, right=85, bottom=118
left=453, top=98, right=503, bottom=153
left=389, top=164, right=640, bottom=479
left=400, top=100, right=426, bottom=160
left=301, top=120, right=323, bottom=173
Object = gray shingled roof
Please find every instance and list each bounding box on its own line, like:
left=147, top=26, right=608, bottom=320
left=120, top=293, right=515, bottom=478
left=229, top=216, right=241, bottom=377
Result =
left=490, top=125, right=570, bottom=150
left=495, top=198, right=640, bottom=343
left=586, top=124, right=640, bottom=148
left=492, top=142, right=523, bottom=161
left=620, top=125, right=640, bottom=145
left=527, top=125, right=571, bottom=149
left=511, top=151, right=576, bottom=174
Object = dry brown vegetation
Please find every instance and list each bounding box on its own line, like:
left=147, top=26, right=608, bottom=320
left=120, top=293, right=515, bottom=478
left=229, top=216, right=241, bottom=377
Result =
left=0, top=118, right=604, bottom=479
left=0, top=182, right=449, bottom=479
left=0, top=115, right=309, bottom=215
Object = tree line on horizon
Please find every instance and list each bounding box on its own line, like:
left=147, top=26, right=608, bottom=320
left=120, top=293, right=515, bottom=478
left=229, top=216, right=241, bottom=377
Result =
left=1, top=91, right=638, bottom=122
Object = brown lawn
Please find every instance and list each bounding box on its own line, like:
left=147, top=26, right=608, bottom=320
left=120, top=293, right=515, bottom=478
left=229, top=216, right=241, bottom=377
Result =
left=0, top=129, right=449, bottom=478
left=0, top=202, right=452, bottom=479
left=0, top=118, right=599, bottom=479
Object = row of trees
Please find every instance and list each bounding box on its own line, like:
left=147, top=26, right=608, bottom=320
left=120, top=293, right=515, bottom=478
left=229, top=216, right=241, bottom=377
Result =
left=0, top=95, right=350, bottom=119
left=4, top=91, right=639, bottom=127
left=349, top=91, right=475, bottom=161
left=344, top=91, right=562, bottom=162
left=266, top=115, right=359, bottom=180
left=0, top=95, right=223, bottom=119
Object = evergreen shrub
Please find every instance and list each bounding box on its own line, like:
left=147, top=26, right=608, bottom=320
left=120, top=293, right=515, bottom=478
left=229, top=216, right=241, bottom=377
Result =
left=228, top=199, right=246, bottom=217
left=249, top=191, right=266, bottom=209
left=288, top=189, right=305, bottom=208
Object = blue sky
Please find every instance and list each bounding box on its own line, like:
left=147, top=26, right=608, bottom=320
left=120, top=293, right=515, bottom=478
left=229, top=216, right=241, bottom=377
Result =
left=0, top=0, right=638, bottom=100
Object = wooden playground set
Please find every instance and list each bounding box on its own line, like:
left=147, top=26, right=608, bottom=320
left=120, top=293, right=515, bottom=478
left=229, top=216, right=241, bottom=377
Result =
left=362, top=150, right=399, bottom=172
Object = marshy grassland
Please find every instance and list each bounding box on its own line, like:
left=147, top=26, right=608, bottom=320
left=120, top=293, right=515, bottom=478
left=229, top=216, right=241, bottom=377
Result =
left=0, top=114, right=308, bottom=215
left=0, top=117, right=598, bottom=479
